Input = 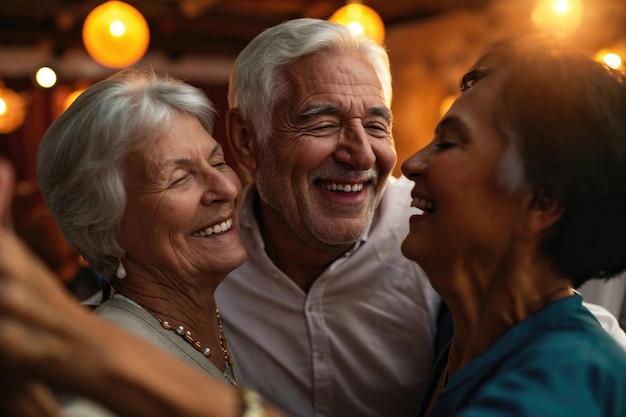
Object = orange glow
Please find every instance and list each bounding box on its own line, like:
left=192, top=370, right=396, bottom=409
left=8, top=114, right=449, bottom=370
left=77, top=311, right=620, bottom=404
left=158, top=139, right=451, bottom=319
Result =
left=83, top=1, right=150, bottom=68
left=439, top=94, right=459, bottom=118
left=63, top=88, right=87, bottom=111
left=0, top=87, right=26, bottom=134
left=329, top=3, right=385, bottom=45
left=595, top=49, right=623, bottom=70
left=532, top=0, right=583, bottom=36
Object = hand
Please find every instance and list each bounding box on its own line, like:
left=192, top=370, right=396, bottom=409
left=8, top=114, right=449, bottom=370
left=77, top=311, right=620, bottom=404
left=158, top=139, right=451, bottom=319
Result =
left=0, top=159, right=289, bottom=417
left=0, top=159, right=99, bottom=386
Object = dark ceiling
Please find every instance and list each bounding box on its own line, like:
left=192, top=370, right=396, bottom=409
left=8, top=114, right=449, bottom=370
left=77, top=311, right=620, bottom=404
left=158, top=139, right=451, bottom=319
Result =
left=0, top=0, right=496, bottom=59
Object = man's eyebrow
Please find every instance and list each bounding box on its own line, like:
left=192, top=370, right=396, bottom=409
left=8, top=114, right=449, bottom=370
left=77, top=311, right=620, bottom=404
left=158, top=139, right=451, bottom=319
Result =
left=297, top=104, right=392, bottom=123
left=369, top=106, right=392, bottom=124
left=297, top=104, right=341, bottom=123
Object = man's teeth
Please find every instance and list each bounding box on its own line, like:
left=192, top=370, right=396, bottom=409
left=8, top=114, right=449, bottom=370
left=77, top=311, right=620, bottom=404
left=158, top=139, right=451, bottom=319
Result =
left=321, top=182, right=364, bottom=192
left=193, top=218, right=233, bottom=237
left=413, top=198, right=434, bottom=213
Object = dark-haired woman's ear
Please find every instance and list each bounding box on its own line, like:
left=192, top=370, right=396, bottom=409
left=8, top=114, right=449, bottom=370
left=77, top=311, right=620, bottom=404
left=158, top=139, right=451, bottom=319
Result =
left=518, top=188, right=563, bottom=240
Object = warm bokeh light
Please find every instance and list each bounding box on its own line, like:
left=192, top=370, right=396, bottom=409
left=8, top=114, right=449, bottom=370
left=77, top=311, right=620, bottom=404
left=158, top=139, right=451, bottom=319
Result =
left=35, top=66, right=58, bottom=88
left=329, top=2, right=385, bottom=45
left=82, top=1, right=150, bottom=68
left=595, top=49, right=623, bottom=70
left=0, top=86, right=26, bottom=134
left=439, top=94, right=458, bottom=118
left=602, top=53, right=622, bottom=70
left=532, top=0, right=583, bottom=36
left=63, top=88, right=87, bottom=111
left=553, top=0, right=571, bottom=14
left=110, top=19, right=126, bottom=36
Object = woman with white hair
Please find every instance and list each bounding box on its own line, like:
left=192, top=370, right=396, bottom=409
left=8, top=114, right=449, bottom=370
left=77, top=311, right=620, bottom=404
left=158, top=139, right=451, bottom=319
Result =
left=36, top=69, right=247, bottom=414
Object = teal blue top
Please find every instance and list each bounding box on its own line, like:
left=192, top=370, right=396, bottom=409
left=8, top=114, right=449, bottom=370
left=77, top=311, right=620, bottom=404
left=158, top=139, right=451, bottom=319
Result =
left=418, top=294, right=626, bottom=417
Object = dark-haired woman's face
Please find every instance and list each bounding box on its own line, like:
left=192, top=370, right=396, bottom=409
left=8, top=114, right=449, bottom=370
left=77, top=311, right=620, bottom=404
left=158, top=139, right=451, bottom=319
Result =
left=400, top=58, right=530, bottom=281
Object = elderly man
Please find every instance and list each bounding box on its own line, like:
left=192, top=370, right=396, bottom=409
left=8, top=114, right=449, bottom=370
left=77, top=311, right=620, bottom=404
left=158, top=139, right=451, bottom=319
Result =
left=216, top=18, right=438, bottom=417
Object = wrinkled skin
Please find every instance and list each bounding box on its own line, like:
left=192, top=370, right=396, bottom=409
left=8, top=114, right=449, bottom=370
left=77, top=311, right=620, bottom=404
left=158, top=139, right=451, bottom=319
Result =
left=0, top=157, right=288, bottom=417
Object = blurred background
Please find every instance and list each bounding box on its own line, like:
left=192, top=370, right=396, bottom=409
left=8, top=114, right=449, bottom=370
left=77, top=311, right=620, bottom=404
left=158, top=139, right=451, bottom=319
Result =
left=0, top=0, right=624, bottom=325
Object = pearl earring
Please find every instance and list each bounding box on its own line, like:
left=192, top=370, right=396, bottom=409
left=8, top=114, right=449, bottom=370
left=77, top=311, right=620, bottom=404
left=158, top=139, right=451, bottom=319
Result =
left=116, top=260, right=127, bottom=279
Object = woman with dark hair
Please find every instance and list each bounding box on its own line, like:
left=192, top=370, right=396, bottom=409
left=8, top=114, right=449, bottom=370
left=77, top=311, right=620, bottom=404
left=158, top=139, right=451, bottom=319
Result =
left=402, top=35, right=626, bottom=417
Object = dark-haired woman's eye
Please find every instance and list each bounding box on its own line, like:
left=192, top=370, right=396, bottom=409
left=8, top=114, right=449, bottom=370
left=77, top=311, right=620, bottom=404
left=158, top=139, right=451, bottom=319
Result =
left=435, top=142, right=455, bottom=151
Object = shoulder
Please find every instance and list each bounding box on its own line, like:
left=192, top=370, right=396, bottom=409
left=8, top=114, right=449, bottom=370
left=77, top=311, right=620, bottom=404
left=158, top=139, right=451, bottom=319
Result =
left=583, top=301, right=626, bottom=349
left=444, top=299, right=626, bottom=417
left=93, top=298, right=162, bottom=341
left=459, top=345, right=626, bottom=417
left=480, top=329, right=626, bottom=416
left=511, top=314, right=626, bottom=370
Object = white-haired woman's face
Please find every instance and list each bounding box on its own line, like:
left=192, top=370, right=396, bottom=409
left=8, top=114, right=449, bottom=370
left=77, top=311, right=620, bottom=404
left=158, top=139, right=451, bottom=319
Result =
left=117, top=112, right=246, bottom=283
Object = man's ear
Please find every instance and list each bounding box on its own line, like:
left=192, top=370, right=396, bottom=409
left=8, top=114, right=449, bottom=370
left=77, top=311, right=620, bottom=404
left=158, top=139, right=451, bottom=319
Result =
left=518, top=188, right=563, bottom=240
left=226, top=108, right=257, bottom=172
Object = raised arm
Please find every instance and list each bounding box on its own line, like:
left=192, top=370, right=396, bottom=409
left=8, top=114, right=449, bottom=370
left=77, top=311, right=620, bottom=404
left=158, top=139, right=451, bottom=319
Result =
left=0, top=159, right=286, bottom=417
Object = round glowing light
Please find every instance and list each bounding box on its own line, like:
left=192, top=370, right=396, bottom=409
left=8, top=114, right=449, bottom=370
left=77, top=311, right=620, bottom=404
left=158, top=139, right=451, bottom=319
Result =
left=603, top=53, right=622, bottom=69
left=553, top=0, right=571, bottom=14
left=63, top=88, right=87, bottom=111
left=347, top=22, right=365, bottom=37
left=35, top=66, right=58, bottom=88
left=110, top=19, right=126, bottom=36
left=0, top=87, right=27, bottom=134
left=532, top=0, right=583, bottom=36
left=82, top=1, right=150, bottom=69
left=329, top=3, right=385, bottom=45
left=595, top=49, right=623, bottom=70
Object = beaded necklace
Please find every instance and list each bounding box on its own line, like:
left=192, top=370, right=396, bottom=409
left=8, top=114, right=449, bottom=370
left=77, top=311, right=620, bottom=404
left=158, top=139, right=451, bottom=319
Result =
left=114, top=294, right=237, bottom=386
